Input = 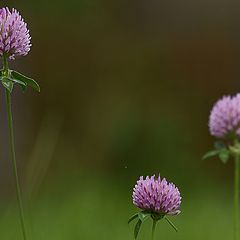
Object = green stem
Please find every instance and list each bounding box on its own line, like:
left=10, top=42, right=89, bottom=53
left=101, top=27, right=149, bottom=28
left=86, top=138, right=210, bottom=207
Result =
left=234, top=154, right=239, bottom=240
left=151, top=219, right=157, bottom=240
left=3, top=56, right=27, bottom=240
left=3, top=55, right=8, bottom=72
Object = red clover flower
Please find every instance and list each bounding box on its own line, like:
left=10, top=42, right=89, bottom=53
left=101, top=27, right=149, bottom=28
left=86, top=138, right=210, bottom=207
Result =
left=0, top=8, right=31, bottom=60
left=129, top=175, right=181, bottom=240
left=205, top=93, right=240, bottom=240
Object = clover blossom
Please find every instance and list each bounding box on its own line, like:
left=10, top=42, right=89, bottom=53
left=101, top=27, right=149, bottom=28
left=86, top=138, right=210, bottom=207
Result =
left=209, top=94, right=240, bottom=139
left=129, top=175, right=181, bottom=239
left=133, top=175, right=181, bottom=215
left=0, top=7, right=31, bottom=59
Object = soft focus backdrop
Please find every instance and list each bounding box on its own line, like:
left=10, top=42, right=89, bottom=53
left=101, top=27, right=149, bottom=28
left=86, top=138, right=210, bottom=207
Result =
left=0, top=0, right=239, bottom=239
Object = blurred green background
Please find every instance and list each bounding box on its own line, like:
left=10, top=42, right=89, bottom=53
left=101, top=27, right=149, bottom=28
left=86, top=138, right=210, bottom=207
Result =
left=0, top=0, right=239, bottom=239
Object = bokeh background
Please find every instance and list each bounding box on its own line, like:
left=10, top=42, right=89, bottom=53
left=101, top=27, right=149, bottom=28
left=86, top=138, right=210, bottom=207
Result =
left=0, top=0, right=239, bottom=239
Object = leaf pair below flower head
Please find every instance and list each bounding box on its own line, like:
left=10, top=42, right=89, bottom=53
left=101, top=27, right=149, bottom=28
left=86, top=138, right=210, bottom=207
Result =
left=203, top=141, right=230, bottom=164
left=128, top=211, right=151, bottom=239
left=0, top=69, right=40, bottom=93
left=128, top=211, right=177, bottom=239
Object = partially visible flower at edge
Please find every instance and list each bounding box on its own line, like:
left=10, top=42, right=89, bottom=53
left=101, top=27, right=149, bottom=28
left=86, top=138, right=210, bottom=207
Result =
left=209, top=94, right=240, bottom=139
left=0, top=7, right=31, bottom=60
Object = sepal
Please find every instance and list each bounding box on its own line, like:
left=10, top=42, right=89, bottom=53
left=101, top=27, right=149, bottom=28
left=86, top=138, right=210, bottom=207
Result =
left=138, top=211, right=151, bottom=222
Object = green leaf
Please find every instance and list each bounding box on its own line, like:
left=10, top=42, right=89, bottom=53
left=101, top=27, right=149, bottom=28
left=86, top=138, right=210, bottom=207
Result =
left=202, top=149, right=221, bottom=160
left=214, top=141, right=226, bottom=150
left=138, top=211, right=150, bottom=222
left=218, top=149, right=230, bottom=164
left=2, top=77, right=13, bottom=93
left=9, top=76, right=27, bottom=91
left=128, top=213, right=138, bottom=224
left=134, top=219, right=142, bottom=239
left=165, top=217, right=178, bottom=232
left=10, top=70, right=40, bottom=92
left=10, top=77, right=27, bottom=87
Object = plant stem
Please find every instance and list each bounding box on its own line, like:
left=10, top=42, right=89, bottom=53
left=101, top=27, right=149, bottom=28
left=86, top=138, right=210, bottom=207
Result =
left=2, top=55, right=8, bottom=72
left=3, top=56, right=27, bottom=240
left=151, top=219, right=157, bottom=240
left=234, top=153, right=239, bottom=240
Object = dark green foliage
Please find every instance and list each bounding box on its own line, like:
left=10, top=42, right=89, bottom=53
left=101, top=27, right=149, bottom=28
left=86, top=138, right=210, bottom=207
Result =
left=134, top=219, right=142, bottom=239
left=203, top=141, right=230, bottom=164
left=128, top=211, right=169, bottom=239
left=0, top=69, right=40, bottom=92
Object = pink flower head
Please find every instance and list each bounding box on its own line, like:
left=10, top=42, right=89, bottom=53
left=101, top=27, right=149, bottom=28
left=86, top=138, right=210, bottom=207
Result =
left=132, top=175, right=181, bottom=215
left=209, top=94, right=240, bottom=138
left=0, top=8, right=31, bottom=59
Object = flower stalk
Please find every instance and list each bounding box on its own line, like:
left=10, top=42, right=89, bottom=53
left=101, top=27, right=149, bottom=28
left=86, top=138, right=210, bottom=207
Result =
left=229, top=139, right=240, bottom=240
left=151, top=219, right=157, bottom=240
left=3, top=55, right=27, bottom=240
left=234, top=153, right=239, bottom=240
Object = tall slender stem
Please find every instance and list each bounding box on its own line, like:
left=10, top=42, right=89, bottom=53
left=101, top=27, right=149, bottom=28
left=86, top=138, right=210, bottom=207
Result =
left=234, top=154, right=239, bottom=240
left=151, top=219, right=157, bottom=240
left=3, top=56, right=27, bottom=240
